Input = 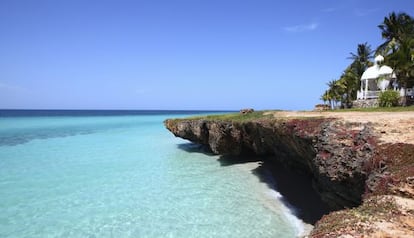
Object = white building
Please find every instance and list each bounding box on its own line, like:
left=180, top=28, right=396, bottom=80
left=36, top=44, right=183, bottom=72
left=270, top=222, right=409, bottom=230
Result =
left=357, top=55, right=400, bottom=100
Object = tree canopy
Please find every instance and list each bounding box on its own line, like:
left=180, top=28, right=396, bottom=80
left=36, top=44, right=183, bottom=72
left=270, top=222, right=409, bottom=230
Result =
left=322, top=11, right=414, bottom=108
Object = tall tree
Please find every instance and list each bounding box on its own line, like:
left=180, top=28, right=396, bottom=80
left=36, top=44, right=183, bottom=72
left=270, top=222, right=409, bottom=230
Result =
left=347, top=43, right=373, bottom=103
left=349, top=42, right=373, bottom=73
left=324, top=79, right=344, bottom=109
left=338, top=66, right=360, bottom=107
left=378, top=12, right=414, bottom=105
left=377, top=12, right=414, bottom=55
left=387, top=37, right=414, bottom=88
left=322, top=43, right=373, bottom=108
left=321, top=12, right=414, bottom=108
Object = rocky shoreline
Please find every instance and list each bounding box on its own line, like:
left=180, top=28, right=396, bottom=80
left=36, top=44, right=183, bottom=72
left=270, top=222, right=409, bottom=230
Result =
left=164, top=111, right=414, bottom=237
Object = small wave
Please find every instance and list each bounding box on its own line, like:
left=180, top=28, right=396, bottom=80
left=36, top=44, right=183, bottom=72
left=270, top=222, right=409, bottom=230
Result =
left=266, top=189, right=313, bottom=237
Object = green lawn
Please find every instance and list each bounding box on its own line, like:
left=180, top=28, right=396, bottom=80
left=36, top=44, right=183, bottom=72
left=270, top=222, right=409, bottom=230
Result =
left=330, top=105, right=414, bottom=112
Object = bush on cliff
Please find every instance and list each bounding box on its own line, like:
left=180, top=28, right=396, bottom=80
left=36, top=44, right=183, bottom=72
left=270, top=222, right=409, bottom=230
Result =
left=378, top=90, right=400, bottom=107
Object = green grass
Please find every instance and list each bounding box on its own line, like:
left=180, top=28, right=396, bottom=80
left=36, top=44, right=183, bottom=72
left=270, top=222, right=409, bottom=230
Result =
left=329, top=105, right=414, bottom=112
left=185, top=111, right=274, bottom=122
left=167, top=106, right=414, bottom=124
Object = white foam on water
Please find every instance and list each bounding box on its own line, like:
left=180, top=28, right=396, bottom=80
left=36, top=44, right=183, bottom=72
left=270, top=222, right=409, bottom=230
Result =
left=233, top=162, right=313, bottom=237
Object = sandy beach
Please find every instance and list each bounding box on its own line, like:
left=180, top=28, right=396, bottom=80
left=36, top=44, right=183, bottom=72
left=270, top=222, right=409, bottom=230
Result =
left=267, top=111, right=414, bottom=145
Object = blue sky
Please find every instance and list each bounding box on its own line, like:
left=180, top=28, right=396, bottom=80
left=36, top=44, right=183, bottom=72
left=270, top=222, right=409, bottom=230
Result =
left=0, top=0, right=412, bottom=110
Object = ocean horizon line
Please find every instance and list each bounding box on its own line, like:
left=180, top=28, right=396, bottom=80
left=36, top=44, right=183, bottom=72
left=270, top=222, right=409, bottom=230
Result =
left=0, top=108, right=235, bottom=111
left=0, top=109, right=236, bottom=117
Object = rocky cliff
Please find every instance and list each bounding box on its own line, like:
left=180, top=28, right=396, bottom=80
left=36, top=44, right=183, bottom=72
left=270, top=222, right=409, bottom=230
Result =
left=165, top=117, right=376, bottom=210
left=165, top=112, right=414, bottom=237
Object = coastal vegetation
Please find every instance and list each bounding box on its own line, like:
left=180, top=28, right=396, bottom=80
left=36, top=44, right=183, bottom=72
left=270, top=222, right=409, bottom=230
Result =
left=165, top=106, right=414, bottom=131
left=183, top=106, right=414, bottom=123
left=333, top=105, right=414, bottom=112
left=311, top=195, right=401, bottom=237
left=186, top=110, right=274, bottom=122
left=322, top=11, right=414, bottom=108
left=378, top=90, right=400, bottom=107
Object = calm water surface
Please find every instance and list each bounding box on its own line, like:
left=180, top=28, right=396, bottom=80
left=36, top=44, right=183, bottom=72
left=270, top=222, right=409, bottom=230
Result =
left=0, top=110, right=300, bottom=237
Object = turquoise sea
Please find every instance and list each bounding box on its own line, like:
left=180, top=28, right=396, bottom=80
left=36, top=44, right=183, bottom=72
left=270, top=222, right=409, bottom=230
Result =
left=0, top=110, right=304, bottom=237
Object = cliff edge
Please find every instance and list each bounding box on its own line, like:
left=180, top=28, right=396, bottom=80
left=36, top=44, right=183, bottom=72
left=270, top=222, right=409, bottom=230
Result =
left=164, top=111, right=414, bottom=237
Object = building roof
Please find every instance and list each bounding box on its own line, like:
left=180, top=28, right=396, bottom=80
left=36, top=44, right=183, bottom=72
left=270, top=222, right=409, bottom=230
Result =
left=379, top=65, right=392, bottom=74
left=360, top=55, right=396, bottom=80
left=361, top=65, right=380, bottom=80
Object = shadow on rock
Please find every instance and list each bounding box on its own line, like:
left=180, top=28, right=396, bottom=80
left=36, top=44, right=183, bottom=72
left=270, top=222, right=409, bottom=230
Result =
left=217, top=155, right=262, bottom=166
left=176, top=143, right=331, bottom=224
left=218, top=154, right=331, bottom=224
left=177, top=143, right=214, bottom=156
left=257, top=158, right=331, bottom=224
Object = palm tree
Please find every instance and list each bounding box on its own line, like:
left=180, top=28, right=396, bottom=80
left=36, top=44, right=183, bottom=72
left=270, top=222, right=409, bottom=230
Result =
left=344, top=43, right=373, bottom=104
left=378, top=12, right=414, bottom=106
left=321, top=12, right=414, bottom=108
left=387, top=37, right=414, bottom=106
left=387, top=38, right=414, bottom=82
left=322, top=81, right=336, bottom=110
left=338, top=67, right=360, bottom=107
left=349, top=42, right=373, bottom=72
left=377, top=12, right=414, bottom=54
left=324, top=79, right=344, bottom=109
left=320, top=91, right=330, bottom=106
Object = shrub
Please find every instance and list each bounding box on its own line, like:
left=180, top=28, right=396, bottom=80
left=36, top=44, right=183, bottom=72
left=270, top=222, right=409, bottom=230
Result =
left=378, top=90, right=400, bottom=107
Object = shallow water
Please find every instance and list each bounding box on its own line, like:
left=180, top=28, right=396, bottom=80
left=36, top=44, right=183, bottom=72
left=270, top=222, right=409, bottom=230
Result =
left=0, top=111, right=302, bottom=237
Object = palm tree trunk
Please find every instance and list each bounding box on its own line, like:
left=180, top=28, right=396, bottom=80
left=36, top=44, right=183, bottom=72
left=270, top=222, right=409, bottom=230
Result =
left=402, top=81, right=408, bottom=106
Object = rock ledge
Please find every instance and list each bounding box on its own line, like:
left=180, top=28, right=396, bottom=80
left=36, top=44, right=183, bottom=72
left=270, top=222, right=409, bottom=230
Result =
left=164, top=112, right=414, bottom=237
